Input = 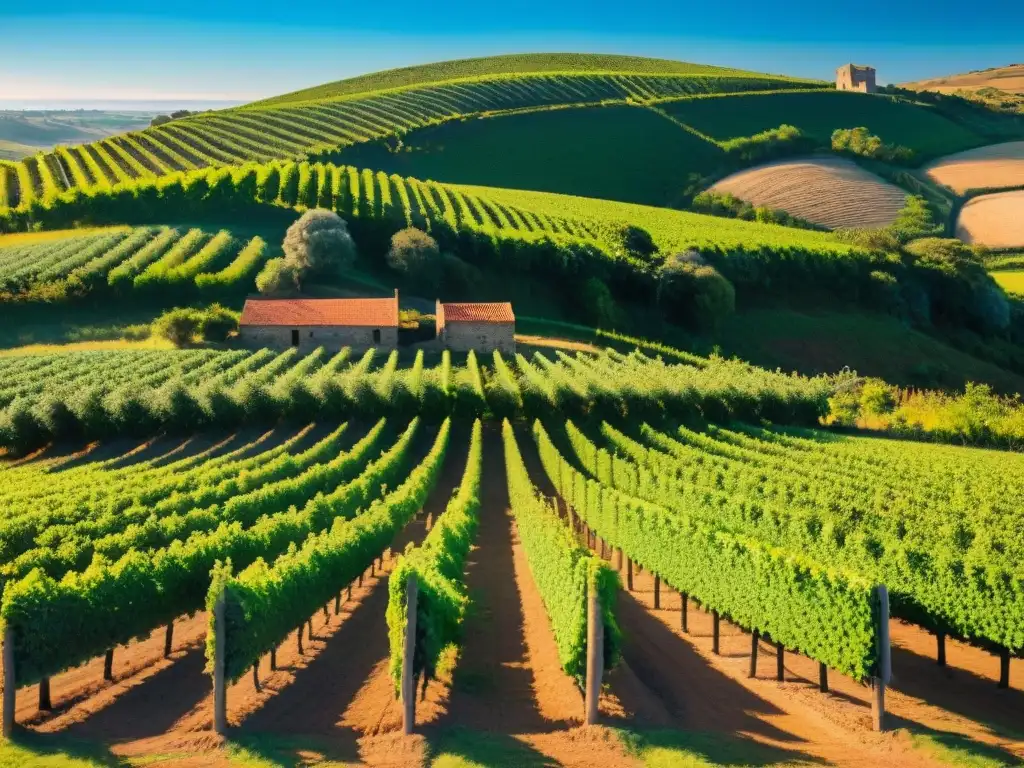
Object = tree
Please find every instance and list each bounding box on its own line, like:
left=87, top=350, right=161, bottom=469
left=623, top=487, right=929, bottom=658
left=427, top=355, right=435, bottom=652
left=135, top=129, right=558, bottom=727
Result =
left=387, top=227, right=442, bottom=291
left=256, top=257, right=298, bottom=295
left=657, top=251, right=736, bottom=331
left=150, top=115, right=171, bottom=127
left=604, top=224, right=658, bottom=263
left=282, top=208, right=357, bottom=281
left=578, top=277, right=622, bottom=328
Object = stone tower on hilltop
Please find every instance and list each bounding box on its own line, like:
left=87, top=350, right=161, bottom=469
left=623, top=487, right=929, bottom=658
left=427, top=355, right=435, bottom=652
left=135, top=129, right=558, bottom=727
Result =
left=836, top=64, right=877, bottom=93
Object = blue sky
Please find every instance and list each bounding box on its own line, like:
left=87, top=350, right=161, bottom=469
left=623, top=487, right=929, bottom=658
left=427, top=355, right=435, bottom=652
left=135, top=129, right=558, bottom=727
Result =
left=2, top=1, right=1020, bottom=106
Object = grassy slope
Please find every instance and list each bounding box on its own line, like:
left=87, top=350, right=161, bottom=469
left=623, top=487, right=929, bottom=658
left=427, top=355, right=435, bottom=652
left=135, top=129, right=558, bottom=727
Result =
left=251, top=52, right=813, bottom=106
left=709, top=308, right=1024, bottom=394
left=991, top=270, right=1024, bottom=295
left=662, top=90, right=983, bottom=158
left=0, top=139, right=42, bottom=161
left=448, top=181, right=862, bottom=254
left=333, top=105, right=724, bottom=207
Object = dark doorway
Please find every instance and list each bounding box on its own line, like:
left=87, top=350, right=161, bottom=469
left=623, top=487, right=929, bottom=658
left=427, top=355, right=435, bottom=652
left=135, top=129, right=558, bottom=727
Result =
left=372, top=329, right=381, bottom=344
left=291, top=329, right=300, bottom=346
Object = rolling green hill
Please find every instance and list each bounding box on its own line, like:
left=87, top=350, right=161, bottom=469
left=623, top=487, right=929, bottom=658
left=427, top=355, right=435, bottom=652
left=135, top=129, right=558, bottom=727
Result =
left=331, top=104, right=726, bottom=207
left=250, top=52, right=813, bottom=106
left=0, top=54, right=822, bottom=209
left=661, top=90, right=983, bottom=158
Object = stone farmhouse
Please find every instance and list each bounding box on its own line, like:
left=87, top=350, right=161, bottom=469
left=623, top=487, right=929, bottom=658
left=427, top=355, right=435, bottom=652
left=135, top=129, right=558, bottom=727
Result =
left=836, top=64, right=877, bottom=93
left=436, top=301, right=516, bottom=353
left=238, top=293, right=399, bottom=351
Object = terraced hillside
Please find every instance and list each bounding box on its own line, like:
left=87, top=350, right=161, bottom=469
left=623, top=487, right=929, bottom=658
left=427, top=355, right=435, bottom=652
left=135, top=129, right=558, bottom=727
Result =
left=0, top=225, right=274, bottom=300
left=0, top=54, right=821, bottom=209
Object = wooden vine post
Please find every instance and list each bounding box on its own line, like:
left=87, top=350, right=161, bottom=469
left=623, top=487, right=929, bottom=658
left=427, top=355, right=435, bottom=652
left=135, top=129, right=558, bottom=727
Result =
left=711, top=610, right=721, bottom=655
left=213, top=590, right=227, bottom=735
left=680, top=593, right=688, bottom=633
left=749, top=631, right=759, bottom=677
left=653, top=576, right=660, bottom=610
left=872, top=585, right=891, bottom=732
left=3, top=626, right=14, bottom=737
left=585, top=580, right=604, bottom=725
left=401, top=575, right=418, bottom=735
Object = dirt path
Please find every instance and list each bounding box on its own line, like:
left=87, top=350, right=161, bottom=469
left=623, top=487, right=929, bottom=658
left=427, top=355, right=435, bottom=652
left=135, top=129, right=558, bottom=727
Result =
left=424, top=427, right=638, bottom=767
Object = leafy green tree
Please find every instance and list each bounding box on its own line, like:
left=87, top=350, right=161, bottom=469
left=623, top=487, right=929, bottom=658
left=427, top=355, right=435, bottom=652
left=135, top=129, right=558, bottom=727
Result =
left=283, top=208, right=357, bottom=280
left=658, top=251, right=736, bottom=331
left=387, top=227, right=443, bottom=291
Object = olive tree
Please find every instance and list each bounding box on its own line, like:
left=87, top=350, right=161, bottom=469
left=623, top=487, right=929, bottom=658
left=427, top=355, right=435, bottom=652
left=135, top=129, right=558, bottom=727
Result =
left=387, top=227, right=443, bottom=291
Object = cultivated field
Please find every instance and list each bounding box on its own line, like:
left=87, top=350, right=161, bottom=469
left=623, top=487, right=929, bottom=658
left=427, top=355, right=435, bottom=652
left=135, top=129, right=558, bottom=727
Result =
left=902, top=64, right=1024, bottom=95
left=709, top=156, right=907, bottom=230
left=956, top=190, right=1024, bottom=248
left=925, top=140, right=1024, bottom=193
left=0, top=357, right=1021, bottom=766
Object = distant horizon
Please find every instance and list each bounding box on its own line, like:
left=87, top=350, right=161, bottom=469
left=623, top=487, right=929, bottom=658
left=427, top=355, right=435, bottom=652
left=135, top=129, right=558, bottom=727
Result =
left=0, top=98, right=246, bottom=112
left=3, top=4, right=1022, bottom=103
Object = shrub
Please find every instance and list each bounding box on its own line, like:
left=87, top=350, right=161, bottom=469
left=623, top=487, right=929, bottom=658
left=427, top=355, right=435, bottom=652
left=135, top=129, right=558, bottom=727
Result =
left=387, top=227, right=443, bottom=291
left=691, top=190, right=824, bottom=231
left=578, top=277, right=622, bottom=328
left=658, top=252, right=736, bottom=331
left=255, top=257, right=298, bottom=295
left=720, top=124, right=817, bottom=164
left=200, top=304, right=239, bottom=341
left=866, top=270, right=903, bottom=314
left=831, top=127, right=916, bottom=165
left=859, top=379, right=896, bottom=417
left=905, top=238, right=1009, bottom=333
left=441, top=253, right=482, bottom=295
left=152, top=308, right=204, bottom=347
left=603, top=224, right=659, bottom=264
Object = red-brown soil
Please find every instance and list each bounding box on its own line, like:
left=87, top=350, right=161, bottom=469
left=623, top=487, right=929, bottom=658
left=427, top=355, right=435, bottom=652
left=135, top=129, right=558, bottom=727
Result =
left=8, top=426, right=1024, bottom=767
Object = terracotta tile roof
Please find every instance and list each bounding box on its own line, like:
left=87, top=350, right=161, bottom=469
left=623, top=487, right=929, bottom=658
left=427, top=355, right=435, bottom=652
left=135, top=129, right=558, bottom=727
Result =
left=441, top=302, right=515, bottom=324
left=240, top=297, right=398, bottom=328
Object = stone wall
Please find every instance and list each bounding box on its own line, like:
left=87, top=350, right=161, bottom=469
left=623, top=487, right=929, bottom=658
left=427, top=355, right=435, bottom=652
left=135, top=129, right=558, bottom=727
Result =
left=239, top=325, right=398, bottom=351
left=442, top=321, right=515, bottom=353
